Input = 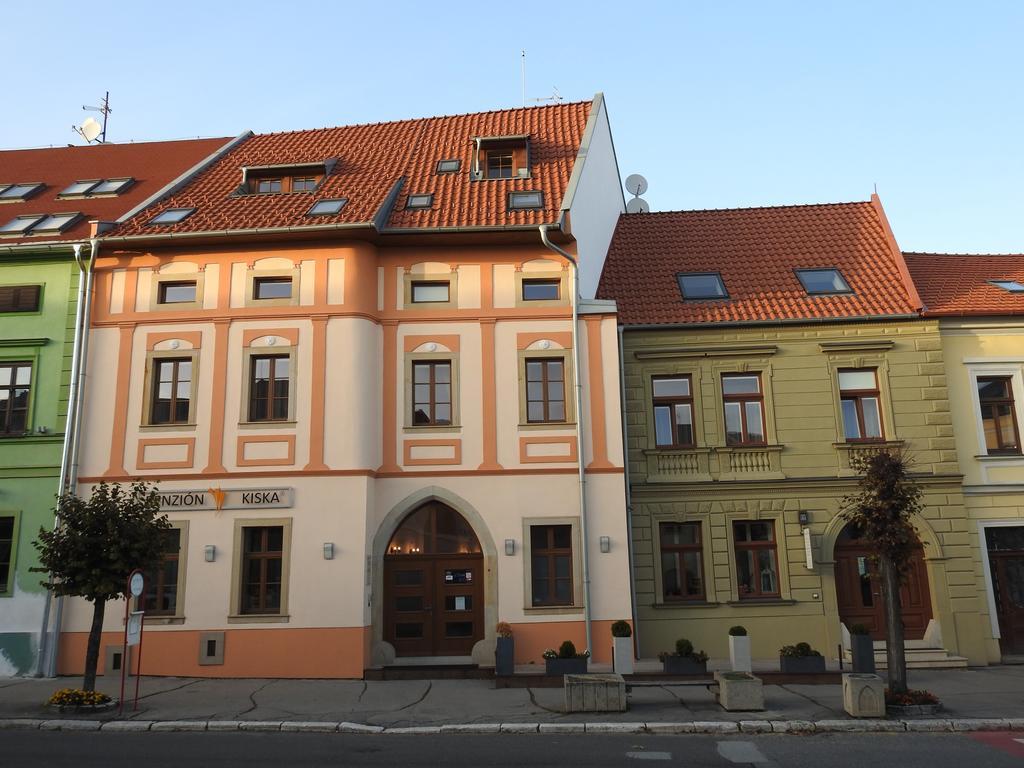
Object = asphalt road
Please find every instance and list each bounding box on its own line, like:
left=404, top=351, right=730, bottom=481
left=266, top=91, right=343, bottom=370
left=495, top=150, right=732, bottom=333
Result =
left=2, top=732, right=1023, bottom=767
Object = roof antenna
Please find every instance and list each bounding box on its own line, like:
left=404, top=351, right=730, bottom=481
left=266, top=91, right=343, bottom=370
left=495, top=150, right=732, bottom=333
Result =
left=531, top=86, right=564, bottom=104
left=625, top=174, right=650, bottom=214
left=72, top=91, right=111, bottom=144
left=521, top=50, right=526, bottom=107
left=873, top=182, right=878, bottom=195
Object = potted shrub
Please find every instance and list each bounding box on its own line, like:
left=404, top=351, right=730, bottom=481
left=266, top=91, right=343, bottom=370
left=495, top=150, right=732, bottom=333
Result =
left=495, top=622, right=515, bottom=676
left=659, top=638, right=709, bottom=675
left=610, top=620, right=634, bottom=675
left=885, top=687, right=942, bottom=717
left=543, top=640, right=590, bottom=676
left=848, top=624, right=875, bottom=674
left=779, top=642, right=827, bottom=673
left=728, top=625, right=751, bottom=673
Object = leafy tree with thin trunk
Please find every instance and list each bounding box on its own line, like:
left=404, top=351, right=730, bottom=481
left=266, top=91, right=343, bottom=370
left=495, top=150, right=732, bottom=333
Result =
left=33, top=482, right=169, bottom=692
left=841, top=451, right=923, bottom=696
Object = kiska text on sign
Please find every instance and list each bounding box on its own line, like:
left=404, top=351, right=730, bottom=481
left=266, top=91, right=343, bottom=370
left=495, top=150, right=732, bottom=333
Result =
left=157, top=487, right=293, bottom=511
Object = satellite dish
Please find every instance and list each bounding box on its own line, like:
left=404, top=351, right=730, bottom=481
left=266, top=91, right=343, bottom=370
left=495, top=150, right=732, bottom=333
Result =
left=626, top=197, right=650, bottom=214
left=80, top=117, right=102, bottom=143
left=625, top=173, right=648, bottom=196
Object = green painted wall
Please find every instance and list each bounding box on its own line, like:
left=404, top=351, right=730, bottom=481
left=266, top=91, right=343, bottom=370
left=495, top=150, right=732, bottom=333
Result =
left=0, top=251, right=78, bottom=675
left=624, top=319, right=989, bottom=665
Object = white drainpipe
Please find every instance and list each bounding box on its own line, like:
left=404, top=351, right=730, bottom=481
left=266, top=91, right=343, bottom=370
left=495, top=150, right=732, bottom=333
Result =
left=538, top=224, right=592, bottom=658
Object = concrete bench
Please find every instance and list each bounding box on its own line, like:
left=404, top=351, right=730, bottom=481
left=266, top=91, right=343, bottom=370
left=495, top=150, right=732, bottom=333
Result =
left=564, top=674, right=627, bottom=713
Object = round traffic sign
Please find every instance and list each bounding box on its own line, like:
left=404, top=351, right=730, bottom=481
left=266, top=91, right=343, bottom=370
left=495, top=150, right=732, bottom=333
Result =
left=129, top=571, right=145, bottom=598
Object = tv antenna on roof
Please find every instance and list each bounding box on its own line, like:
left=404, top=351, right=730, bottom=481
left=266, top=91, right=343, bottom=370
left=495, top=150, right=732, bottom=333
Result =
left=531, top=86, right=564, bottom=105
left=72, top=91, right=111, bottom=143
left=625, top=173, right=650, bottom=214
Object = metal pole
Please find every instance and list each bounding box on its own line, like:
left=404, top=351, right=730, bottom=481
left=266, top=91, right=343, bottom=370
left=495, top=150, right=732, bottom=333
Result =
left=118, top=573, right=131, bottom=716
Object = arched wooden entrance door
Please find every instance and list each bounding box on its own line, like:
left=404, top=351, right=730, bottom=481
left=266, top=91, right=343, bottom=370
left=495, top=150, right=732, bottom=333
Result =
left=383, top=502, right=484, bottom=657
left=834, top=524, right=933, bottom=641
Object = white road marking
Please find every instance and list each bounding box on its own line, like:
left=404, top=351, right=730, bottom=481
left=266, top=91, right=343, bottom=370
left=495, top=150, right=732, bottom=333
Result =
left=1014, top=738, right=1024, bottom=745
left=625, top=752, right=672, bottom=761
left=717, top=741, right=769, bottom=764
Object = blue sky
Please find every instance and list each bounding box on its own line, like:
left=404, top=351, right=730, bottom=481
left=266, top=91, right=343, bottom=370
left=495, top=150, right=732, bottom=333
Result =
left=5, top=1, right=1023, bottom=253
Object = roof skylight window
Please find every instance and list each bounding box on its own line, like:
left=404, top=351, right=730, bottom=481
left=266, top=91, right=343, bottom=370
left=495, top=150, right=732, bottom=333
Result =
left=990, top=280, right=1024, bottom=293
left=31, top=213, right=80, bottom=233
left=148, top=208, right=196, bottom=225
left=60, top=180, right=100, bottom=196
left=0, top=183, right=44, bottom=201
left=796, top=268, right=852, bottom=295
left=508, top=191, right=543, bottom=210
left=677, top=272, right=728, bottom=300
left=307, top=199, right=347, bottom=216
left=406, top=194, right=433, bottom=209
left=0, top=215, right=45, bottom=234
left=91, top=178, right=134, bottom=195
left=436, top=159, right=461, bottom=174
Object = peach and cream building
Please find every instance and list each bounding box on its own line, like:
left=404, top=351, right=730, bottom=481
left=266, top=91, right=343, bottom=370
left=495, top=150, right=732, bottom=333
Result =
left=58, top=97, right=632, bottom=678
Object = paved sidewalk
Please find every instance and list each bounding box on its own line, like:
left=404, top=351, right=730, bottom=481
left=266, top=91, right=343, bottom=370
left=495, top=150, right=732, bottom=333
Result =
left=1, top=667, right=1023, bottom=727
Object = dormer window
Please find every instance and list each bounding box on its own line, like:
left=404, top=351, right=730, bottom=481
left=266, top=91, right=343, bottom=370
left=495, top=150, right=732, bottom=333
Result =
left=256, top=178, right=283, bottom=194
left=796, top=268, right=852, bottom=295
left=473, top=136, right=530, bottom=180
left=292, top=177, right=317, bottom=192
left=241, top=161, right=333, bottom=195
left=0, top=183, right=44, bottom=201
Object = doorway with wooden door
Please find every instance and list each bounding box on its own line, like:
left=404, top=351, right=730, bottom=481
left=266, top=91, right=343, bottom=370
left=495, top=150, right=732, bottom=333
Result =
left=985, top=526, right=1024, bottom=656
left=383, top=502, right=484, bottom=658
left=834, top=523, right=933, bottom=641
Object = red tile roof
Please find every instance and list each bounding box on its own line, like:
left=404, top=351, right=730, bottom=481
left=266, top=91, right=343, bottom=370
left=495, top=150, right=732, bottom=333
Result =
left=904, top=252, right=1024, bottom=316
left=596, top=197, right=921, bottom=326
left=110, top=101, right=593, bottom=239
left=0, top=137, right=233, bottom=246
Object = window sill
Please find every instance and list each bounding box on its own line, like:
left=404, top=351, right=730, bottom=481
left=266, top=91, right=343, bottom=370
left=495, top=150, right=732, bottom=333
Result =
left=237, top=421, right=297, bottom=430
left=518, top=422, right=576, bottom=431
left=143, top=615, right=185, bottom=625
left=651, top=600, right=720, bottom=609
left=403, top=425, right=462, bottom=434
left=976, top=453, right=1024, bottom=462
left=227, top=614, right=290, bottom=624
left=140, top=423, right=197, bottom=433
left=524, top=605, right=584, bottom=616
left=726, top=599, right=797, bottom=606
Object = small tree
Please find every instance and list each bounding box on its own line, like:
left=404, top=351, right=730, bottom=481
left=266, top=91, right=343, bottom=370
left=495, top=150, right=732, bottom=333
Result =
left=841, top=451, right=922, bottom=695
left=33, top=482, right=169, bottom=692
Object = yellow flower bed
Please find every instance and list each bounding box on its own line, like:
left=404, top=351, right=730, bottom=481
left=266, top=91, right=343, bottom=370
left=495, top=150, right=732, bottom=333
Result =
left=47, top=688, right=112, bottom=707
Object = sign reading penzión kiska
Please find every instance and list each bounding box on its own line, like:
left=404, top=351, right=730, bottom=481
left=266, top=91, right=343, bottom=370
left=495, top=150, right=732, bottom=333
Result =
left=157, top=487, right=293, bottom=512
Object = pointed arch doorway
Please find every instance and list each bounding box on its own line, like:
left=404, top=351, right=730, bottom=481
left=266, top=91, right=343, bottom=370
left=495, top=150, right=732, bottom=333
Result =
left=383, top=501, right=484, bottom=657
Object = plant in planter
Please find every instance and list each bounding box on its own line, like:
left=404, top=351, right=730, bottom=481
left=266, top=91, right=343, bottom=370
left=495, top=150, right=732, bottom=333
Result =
left=658, top=638, right=710, bottom=675
left=47, top=688, right=115, bottom=713
left=610, top=620, right=634, bottom=675
left=495, top=622, right=515, bottom=676
left=779, top=642, right=826, bottom=673
left=728, top=625, right=751, bottom=673
left=543, top=640, right=590, bottom=676
left=885, top=687, right=942, bottom=715
left=848, top=623, right=875, bottom=674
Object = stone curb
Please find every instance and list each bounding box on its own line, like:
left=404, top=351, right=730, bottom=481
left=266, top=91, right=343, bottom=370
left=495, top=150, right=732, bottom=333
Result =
left=6, top=717, right=1024, bottom=734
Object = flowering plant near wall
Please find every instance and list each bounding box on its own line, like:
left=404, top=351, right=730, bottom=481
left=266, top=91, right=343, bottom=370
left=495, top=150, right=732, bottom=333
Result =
left=47, top=689, right=112, bottom=707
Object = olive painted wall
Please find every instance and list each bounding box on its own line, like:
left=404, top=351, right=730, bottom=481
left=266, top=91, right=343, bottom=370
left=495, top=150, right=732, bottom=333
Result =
left=624, top=319, right=990, bottom=665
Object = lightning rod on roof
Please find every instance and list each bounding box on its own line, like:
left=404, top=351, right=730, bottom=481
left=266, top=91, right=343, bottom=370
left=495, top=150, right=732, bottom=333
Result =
left=625, top=174, right=650, bottom=214
left=521, top=50, right=526, bottom=108
left=72, top=91, right=111, bottom=144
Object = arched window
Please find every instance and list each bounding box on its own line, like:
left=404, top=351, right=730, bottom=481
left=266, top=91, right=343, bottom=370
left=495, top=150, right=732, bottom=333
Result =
left=386, top=502, right=481, bottom=556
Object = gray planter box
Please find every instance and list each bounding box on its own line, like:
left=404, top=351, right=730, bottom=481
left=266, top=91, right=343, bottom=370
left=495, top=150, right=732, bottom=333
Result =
left=779, top=655, right=826, bottom=674
left=495, top=637, right=515, bottom=676
left=662, top=656, right=708, bottom=675
left=546, top=657, right=588, bottom=676
left=850, top=634, right=875, bottom=674
left=564, top=673, right=626, bottom=713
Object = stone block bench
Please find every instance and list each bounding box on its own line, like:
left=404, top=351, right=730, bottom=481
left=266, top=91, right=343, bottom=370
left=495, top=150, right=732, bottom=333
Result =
left=564, top=674, right=627, bottom=713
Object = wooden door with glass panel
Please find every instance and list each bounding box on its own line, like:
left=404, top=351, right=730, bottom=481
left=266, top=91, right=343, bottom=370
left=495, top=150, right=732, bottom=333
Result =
left=986, top=526, right=1024, bottom=656
left=383, top=502, right=483, bottom=657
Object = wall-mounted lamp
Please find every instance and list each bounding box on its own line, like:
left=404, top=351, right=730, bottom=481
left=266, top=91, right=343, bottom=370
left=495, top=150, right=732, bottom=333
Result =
left=797, top=511, right=811, bottom=526
left=504, top=539, right=516, bottom=556
left=204, top=545, right=216, bottom=562
left=323, top=542, right=335, bottom=560
left=599, top=536, right=611, bottom=554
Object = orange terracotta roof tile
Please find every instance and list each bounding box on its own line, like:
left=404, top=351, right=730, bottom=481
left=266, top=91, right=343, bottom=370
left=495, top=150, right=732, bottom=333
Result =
left=110, top=101, right=592, bottom=239
left=904, top=252, right=1024, bottom=316
left=596, top=198, right=920, bottom=325
left=0, top=137, right=232, bottom=245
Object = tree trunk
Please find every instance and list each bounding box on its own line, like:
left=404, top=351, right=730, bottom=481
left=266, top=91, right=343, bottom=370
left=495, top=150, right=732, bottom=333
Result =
left=879, top=556, right=908, bottom=696
left=82, top=599, right=106, bottom=693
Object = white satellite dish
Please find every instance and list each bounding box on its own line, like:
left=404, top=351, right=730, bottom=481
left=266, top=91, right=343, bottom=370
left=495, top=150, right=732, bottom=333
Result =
left=80, top=117, right=102, bottom=143
left=626, top=197, right=650, bottom=214
left=625, top=173, right=648, bottom=196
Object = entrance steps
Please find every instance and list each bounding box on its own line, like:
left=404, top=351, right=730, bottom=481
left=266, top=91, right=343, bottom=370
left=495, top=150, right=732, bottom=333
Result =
left=843, top=641, right=969, bottom=669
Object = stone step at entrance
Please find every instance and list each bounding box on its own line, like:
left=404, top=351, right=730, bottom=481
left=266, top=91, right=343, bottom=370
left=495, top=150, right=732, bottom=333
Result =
left=844, top=645, right=968, bottom=669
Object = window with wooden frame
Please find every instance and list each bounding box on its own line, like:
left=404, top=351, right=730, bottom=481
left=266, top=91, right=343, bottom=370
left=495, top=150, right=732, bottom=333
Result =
left=978, top=376, right=1021, bottom=455
left=722, top=374, right=765, bottom=446
left=291, top=176, right=318, bottom=192
left=0, top=285, right=41, bottom=313
left=157, top=280, right=197, bottom=305
left=530, top=524, right=573, bottom=607
left=0, top=516, right=13, bottom=593
left=253, top=276, right=292, bottom=301
left=141, top=528, right=181, bottom=616
left=659, top=522, right=705, bottom=601
left=150, top=358, right=193, bottom=425
left=0, top=362, right=31, bottom=435
left=240, top=526, right=284, bottom=614
left=255, top=178, right=282, bottom=194
left=838, top=369, right=884, bottom=442
left=248, top=355, right=289, bottom=422
left=475, top=138, right=529, bottom=180
left=412, top=361, right=452, bottom=426
left=733, top=520, right=780, bottom=599
left=486, top=149, right=514, bottom=179
left=525, top=358, right=566, bottom=423
left=652, top=376, right=694, bottom=448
